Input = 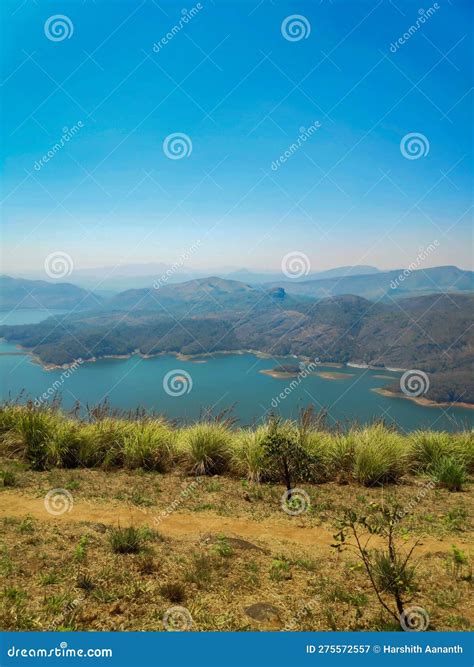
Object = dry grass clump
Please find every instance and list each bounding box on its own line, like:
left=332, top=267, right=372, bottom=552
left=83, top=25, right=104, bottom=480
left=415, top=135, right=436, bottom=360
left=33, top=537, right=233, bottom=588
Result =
left=0, top=404, right=471, bottom=490
left=352, top=425, right=409, bottom=486
left=179, top=422, right=234, bottom=475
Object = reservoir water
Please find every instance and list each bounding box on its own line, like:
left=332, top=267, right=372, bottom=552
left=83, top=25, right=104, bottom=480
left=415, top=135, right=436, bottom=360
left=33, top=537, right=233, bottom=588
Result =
left=0, top=310, right=472, bottom=432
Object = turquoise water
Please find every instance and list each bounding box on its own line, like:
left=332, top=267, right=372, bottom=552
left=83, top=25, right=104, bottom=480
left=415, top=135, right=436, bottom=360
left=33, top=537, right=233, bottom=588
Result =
left=0, top=310, right=472, bottom=432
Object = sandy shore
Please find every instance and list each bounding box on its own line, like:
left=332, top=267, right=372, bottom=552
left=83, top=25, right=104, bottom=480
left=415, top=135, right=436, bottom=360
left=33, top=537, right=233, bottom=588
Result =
left=317, top=371, right=352, bottom=381
left=372, top=387, right=474, bottom=411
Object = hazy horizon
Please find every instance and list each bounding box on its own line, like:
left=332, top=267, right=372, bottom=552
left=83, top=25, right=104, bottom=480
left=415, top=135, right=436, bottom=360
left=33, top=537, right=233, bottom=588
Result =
left=1, top=1, right=472, bottom=279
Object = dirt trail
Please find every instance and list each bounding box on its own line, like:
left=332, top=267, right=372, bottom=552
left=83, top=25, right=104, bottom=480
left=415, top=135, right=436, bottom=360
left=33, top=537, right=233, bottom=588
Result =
left=0, top=490, right=461, bottom=555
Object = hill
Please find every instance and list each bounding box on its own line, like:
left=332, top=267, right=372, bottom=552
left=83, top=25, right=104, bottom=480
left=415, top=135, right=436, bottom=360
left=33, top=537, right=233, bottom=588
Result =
left=0, top=275, right=103, bottom=311
left=266, top=266, right=474, bottom=300
left=1, top=291, right=472, bottom=404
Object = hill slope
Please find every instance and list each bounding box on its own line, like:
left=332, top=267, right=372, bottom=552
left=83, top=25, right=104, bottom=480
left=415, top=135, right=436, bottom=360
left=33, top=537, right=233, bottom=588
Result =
left=0, top=276, right=103, bottom=311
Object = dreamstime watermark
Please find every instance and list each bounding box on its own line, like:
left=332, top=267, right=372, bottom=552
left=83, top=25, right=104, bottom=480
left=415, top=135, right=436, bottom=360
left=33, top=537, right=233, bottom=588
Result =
left=152, top=4, right=204, bottom=53
left=399, top=605, right=430, bottom=631
left=400, top=132, right=430, bottom=160
left=389, top=5, right=440, bottom=53
left=283, top=594, right=320, bottom=631
left=34, top=359, right=84, bottom=407
left=163, top=369, right=193, bottom=396
left=44, top=489, right=74, bottom=516
left=271, top=121, right=321, bottom=171
left=34, top=122, right=84, bottom=171
left=281, top=15, right=311, bottom=42
left=7, top=644, right=112, bottom=659
left=400, top=370, right=430, bottom=397
left=270, top=359, right=320, bottom=408
left=281, top=488, right=310, bottom=516
left=163, top=606, right=193, bottom=631
left=44, top=15, right=74, bottom=42
left=153, top=477, right=203, bottom=526
left=281, top=251, right=311, bottom=279
left=50, top=596, right=84, bottom=630
left=390, top=240, right=440, bottom=289
left=163, top=133, right=193, bottom=159
left=44, top=251, right=74, bottom=279
left=153, top=240, right=202, bottom=289
left=393, top=478, right=436, bottom=524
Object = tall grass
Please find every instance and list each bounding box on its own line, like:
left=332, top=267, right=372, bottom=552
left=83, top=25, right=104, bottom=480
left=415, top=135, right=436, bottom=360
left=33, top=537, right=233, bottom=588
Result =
left=180, top=422, right=233, bottom=475
left=0, top=404, right=471, bottom=488
left=232, top=426, right=268, bottom=482
left=353, top=425, right=408, bottom=486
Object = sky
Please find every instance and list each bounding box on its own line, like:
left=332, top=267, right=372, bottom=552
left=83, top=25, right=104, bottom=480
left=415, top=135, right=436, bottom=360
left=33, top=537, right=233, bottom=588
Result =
left=1, top=0, right=473, bottom=277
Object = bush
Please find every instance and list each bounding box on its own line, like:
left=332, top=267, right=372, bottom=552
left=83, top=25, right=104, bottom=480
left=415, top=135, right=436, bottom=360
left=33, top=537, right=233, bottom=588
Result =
left=0, top=470, right=16, bottom=487
left=409, top=431, right=453, bottom=471
left=324, top=432, right=357, bottom=480
left=108, top=526, right=143, bottom=554
left=301, top=431, right=335, bottom=484
left=452, top=432, right=474, bottom=473
left=232, top=426, right=267, bottom=482
left=180, top=423, right=232, bottom=475
left=261, top=417, right=312, bottom=489
left=122, top=420, right=176, bottom=472
left=431, top=456, right=467, bottom=492
left=13, top=409, right=61, bottom=471
left=353, top=425, right=408, bottom=486
left=160, top=582, right=186, bottom=603
left=372, top=550, right=416, bottom=596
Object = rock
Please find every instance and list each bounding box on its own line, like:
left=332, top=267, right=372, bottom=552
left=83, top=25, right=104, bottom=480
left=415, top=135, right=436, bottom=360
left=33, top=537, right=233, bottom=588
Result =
left=244, top=602, right=280, bottom=623
left=199, top=533, right=268, bottom=553
left=90, top=523, right=107, bottom=533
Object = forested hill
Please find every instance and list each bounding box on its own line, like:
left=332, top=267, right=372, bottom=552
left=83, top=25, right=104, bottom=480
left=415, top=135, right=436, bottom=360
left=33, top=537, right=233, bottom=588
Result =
left=0, top=291, right=472, bottom=404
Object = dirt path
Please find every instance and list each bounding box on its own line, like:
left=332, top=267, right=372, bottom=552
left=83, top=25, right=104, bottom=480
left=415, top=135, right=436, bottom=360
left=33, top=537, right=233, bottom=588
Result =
left=0, top=490, right=463, bottom=555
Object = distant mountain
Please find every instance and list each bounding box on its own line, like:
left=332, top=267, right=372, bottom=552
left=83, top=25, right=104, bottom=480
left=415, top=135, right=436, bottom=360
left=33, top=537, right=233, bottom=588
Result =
left=0, top=275, right=103, bottom=311
left=266, top=266, right=474, bottom=300
left=225, top=265, right=380, bottom=284
left=105, top=276, right=305, bottom=315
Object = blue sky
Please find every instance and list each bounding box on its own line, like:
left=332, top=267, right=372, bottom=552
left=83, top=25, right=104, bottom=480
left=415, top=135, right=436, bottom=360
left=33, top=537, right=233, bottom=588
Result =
left=1, top=0, right=472, bottom=275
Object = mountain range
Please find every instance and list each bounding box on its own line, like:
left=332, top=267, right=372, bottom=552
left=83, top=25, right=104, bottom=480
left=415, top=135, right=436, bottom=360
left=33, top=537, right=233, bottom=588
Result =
left=0, top=271, right=473, bottom=405
left=1, top=265, right=472, bottom=311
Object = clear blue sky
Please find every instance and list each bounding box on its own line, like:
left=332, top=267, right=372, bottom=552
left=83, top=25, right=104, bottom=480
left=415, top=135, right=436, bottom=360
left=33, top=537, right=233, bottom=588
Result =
left=1, top=0, right=472, bottom=274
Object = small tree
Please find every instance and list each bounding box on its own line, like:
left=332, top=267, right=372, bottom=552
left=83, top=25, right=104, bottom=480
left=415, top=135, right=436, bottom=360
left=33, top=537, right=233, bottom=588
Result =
left=262, top=415, right=311, bottom=496
left=332, top=502, right=420, bottom=624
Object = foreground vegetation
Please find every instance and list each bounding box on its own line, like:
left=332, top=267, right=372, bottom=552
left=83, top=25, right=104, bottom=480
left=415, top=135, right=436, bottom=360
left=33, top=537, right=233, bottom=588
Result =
left=0, top=403, right=472, bottom=490
left=0, top=461, right=472, bottom=631
left=0, top=403, right=472, bottom=632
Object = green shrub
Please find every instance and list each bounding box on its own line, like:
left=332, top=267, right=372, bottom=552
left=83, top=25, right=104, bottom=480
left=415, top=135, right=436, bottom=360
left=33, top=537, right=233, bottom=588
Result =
left=431, top=456, right=467, bottom=492
left=304, top=431, right=336, bottom=482
left=261, top=417, right=312, bottom=488
left=372, top=550, right=416, bottom=596
left=323, top=432, right=357, bottom=479
left=160, top=582, right=186, bottom=603
left=108, top=526, right=143, bottom=554
left=353, top=425, right=408, bottom=486
left=13, top=409, right=61, bottom=471
left=122, top=420, right=176, bottom=471
left=180, top=423, right=233, bottom=475
left=232, top=426, right=267, bottom=482
left=451, top=432, right=474, bottom=473
left=409, top=431, right=453, bottom=471
left=0, top=470, right=16, bottom=487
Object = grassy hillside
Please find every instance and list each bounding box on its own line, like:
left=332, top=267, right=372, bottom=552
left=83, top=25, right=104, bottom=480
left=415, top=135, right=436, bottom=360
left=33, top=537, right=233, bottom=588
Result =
left=1, top=404, right=472, bottom=486
left=0, top=404, right=472, bottom=632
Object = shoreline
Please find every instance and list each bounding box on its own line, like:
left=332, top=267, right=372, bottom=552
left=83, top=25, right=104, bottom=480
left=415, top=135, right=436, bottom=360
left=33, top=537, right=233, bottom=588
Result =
left=3, top=341, right=473, bottom=412
left=372, top=387, right=474, bottom=411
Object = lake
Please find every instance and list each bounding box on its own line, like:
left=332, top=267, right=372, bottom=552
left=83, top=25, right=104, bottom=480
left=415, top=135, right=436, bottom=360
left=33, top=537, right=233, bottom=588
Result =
left=0, top=310, right=472, bottom=432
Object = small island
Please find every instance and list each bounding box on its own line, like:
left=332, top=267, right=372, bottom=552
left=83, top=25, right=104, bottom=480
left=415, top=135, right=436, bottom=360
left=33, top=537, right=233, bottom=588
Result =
left=260, top=364, right=306, bottom=379
left=317, top=371, right=352, bottom=381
